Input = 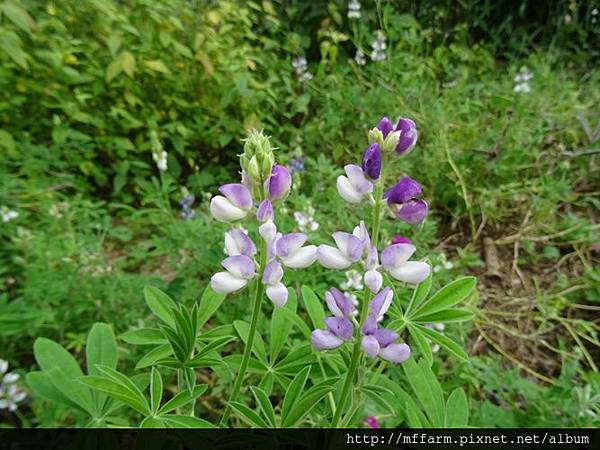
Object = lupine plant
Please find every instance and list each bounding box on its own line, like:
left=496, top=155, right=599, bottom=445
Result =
left=26, top=123, right=476, bottom=428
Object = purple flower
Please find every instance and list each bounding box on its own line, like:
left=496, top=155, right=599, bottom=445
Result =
left=211, top=255, right=257, bottom=294
left=336, top=165, right=373, bottom=204
left=224, top=229, right=257, bottom=257
left=365, top=416, right=380, bottom=429
left=381, top=243, right=430, bottom=284
left=210, top=183, right=253, bottom=222
left=267, top=165, right=292, bottom=201
left=311, top=316, right=354, bottom=350
left=376, top=117, right=394, bottom=138
left=274, top=232, right=317, bottom=269
left=394, top=118, right=418, bottom=154
left=384, top=177, right=428, bottom=225
left=290, top=157, right=305, bottom=174
left=262, top=261, right=287, bottom=307
left=391, top=235, right=412, bottom=245
left=362, top=143, right=381, bottom=180
left=325, top=288, right=356, bottom=317
left=256, top=200, right=274, bottom=223
left=317, top=231, right=365, bottom=269
left=369, top=287, right=393, bottom=318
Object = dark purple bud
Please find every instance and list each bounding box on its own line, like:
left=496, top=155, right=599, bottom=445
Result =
left=267, top=165, right=292, bottom=201
left=376, top=117, right=394, bottom=138
left=362, top=143, right=382, bottom=180
left=325, top=316, right=354, bottom=341
left=396, top=199, right=428, bottom=225
left=365, top=416, right=381, bottom=429
left=394, top=118, right=418, bottom=154
left=384, top=177, right=422, bottom=205
left=391, top=235, right=412, bottom=245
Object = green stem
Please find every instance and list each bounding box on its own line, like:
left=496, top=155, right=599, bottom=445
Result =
left=330, top=181, right=384, bottom=427
left=219, top=240, right=268, bottom=427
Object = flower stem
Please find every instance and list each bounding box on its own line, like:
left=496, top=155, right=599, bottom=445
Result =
left=330, top=181, right=384, bottom=427
left=219, top=241, right=268, bottom=427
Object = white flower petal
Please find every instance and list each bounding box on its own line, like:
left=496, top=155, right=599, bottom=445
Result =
left=266, top=282, right=288, bottom=307
left=210, top=196, right=248, bottom=222
left=336, top=176, right=363, bottom=203
left=317, top=245, right=352, bottom=269
left=388, top=261, right=430, bottom=284
left=210, top=271, right=248, bottom=294
left=281, top=245, right=317, bottom=269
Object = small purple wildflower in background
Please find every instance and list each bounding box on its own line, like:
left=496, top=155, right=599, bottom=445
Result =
left=365, top=416, right=380, bottom=429
left=347, top=0, right=361, bottom=19
left=289, top=156, right=305, bottom=174
left=179, top=194, right=196, bottom=220
left=294, top=206, right=319, bottom=232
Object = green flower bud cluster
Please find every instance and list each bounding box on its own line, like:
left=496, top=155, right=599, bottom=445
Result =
left=240, top=129, right=275, bottom=198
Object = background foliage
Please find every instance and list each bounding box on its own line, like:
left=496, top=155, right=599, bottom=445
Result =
left=0, top=0, right=598, bottom=427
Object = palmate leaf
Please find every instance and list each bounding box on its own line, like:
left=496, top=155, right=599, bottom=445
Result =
left=445, top=388, right=469, bottom=427
left=417, top=325, right=469, bottom=362
left=250, top=386, right=276, bottom=427
left=192, top=336, right=235, bottom=361
left=197, top=286, right=225, bottom=328
left=144, top=286, right=177, bottom=328
left=405, top=271, right=433, bottom=315
left=229, top=401, right=270, bottom=428
left=79, top=375, right=150, bottom=416
left=402, top=358, right=445, bottom=427
left=282, top=377, right=339, bottom=427
left=270, top=288, right=297, bottom=364
left=26, top=370, right=88, bottom=414
left=233, top=320, right=268, bottom=365
left=135, top=343, right=173, bottom=369
left=301, top=286, right=326, bottom=329
left=120, top=328, right=166, bottom=345
left=408, top=324, right=433, bottom=366
left=273, top=343, right=314, bottom=374
left=280, top=366, right=311, bottom=423
left=411, top=277, right=476, bottom=319
left=158, top=385, right=207, bottom=415
left=86, top=323, right=118, bottom=376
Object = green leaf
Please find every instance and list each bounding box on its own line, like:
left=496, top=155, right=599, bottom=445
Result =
left=79, top=375, right=150, bottom=415
left=276, top=305, right=312, bottom=339
left=408, top=324, right=433, bottom=366
left=140, top=417, right=166, bottom=428
left=250, top=386, right=276, bottom=427
left=0, top=2, right=35, bottom=33
left=403, top=358, right=444, bottom=427
left=0, top=129, right=15, bottom=154
left=405, top=400, right=425, bottom=427
left=160, top=414, right=216, bottom=428
left=120, top=51, right=135, bottom=78
left=282, top=378, right=337, bottom=427
left=445, top=388, right=469, bottom=427
left=360, top=385, right=396, bottom=414
left=406, top=270, right=433, bottom=314
left=417, top=325, right=469, bottom=362
left=197, top=286, right=225, bottom=328
left=301, top=285, right=326, bottom=329
left=228, top=401, right=270, bottom=428
left=274, top=343, right=314, bottom=373
left=413, top=308, right=474, bottom=324
left=144, top=59, right=171, bottom=74
left=280, top=366, right=311, bottom=423
left=150, top=367, right=163, bottom=414
left=192, top=336, right=234, bottom=361
left=26, top=371, right=85, bottom=413
left=0, top=32, right=27, bottom=68
left=270, top=288, right=296, bottom=363
left=120, top=328, right=166, bottom=345
left=233, top=320, right=268, bottom=364
left=412, top=277, right=476, bottom=318
left=158, top=384, right=207, bottom=415
left=135, top=343, right=173, bottom=369
left=144, top=286, right=176, bottom=327
left=105, top=58, right=122, bottom=83
left=86, top=323, right=118, bottom=375
left=34, top=337, right=83, bottom=379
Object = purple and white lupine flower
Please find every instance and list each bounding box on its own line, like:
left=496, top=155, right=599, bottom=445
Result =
left=317, top=230, right=365, bottom=269
left=274, top=232, right=317, bottom=269
left=210, top=255, right=257, bottom=294
left=179, top=195, right=196, bottom=220
left=359, top=291, right=411, bottom=364
left=262, top=260, right=287, bottom=307
left=370, top=31, right=387, bottom=62
left=373, top=116, right=418, bottom=155
left=224, top=228, right=257, bottom=257
left=210, top=183, right=253, bottom=222
left=381, top=243, right=430, bottom=284
left=267, top=165, right=292, bottom=201
left=312, top=290, right=355, bottom=350
left=336, top=164, right=373, bottom=204
left=384, top=177, right=429, bottom=225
